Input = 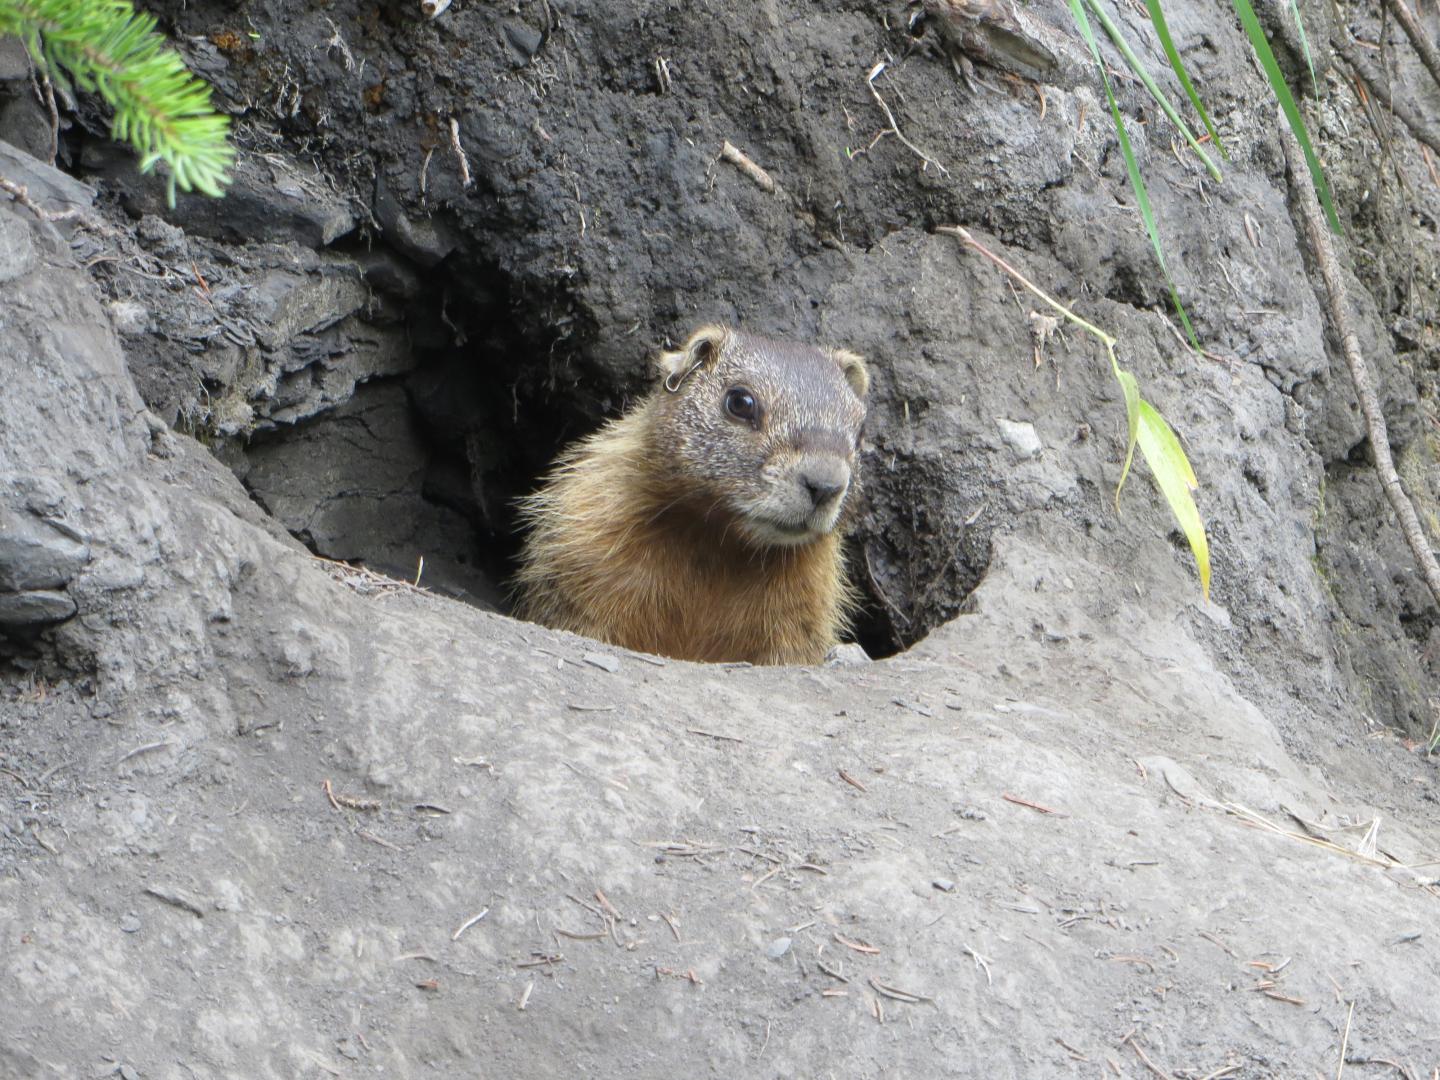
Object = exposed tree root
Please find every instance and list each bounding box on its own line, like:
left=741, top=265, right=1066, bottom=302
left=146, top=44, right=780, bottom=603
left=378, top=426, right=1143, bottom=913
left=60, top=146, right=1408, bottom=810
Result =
left=1381, top=0, right=1440, bottom=97
left=1333, top=34, right=1440, bottom=158
left=1279, top=110, right=1440, bottom=611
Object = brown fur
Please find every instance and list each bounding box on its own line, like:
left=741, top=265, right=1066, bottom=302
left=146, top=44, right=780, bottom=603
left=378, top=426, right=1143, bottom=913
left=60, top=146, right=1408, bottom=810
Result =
left=513, top=326, right=868, bottom=665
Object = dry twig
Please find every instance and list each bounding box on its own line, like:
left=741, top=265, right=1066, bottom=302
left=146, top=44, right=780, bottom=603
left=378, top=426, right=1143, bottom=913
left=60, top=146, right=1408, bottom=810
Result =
left=719, top=141, right=776, bottom=193
left=0, top=175, right=80, bottom=222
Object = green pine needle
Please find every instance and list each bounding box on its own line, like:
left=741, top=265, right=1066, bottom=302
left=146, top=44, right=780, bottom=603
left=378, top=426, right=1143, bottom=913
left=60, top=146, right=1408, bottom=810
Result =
left=0, top=0, right=233, bottom=204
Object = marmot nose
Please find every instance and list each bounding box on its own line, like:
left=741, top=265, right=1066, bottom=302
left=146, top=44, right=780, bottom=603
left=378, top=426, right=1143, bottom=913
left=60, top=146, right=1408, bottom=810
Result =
left=801, top=466, right=849, bottom=508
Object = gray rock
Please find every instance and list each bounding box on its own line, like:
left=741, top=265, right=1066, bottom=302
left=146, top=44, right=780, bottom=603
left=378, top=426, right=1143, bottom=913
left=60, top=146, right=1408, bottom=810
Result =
left=0, top=509, right=90, bottom=590
left=0, top=138, right=95, bottom=223
left=105, top=301, right=150, bottom=335
left=0, top=36, right=31, bottom=82
left=0, top=96, right=52, bottom=162
left=373, top=175, right=459, bottom=266
left=0, top=588, right=76, bottom=627
left=994, top=418, right=1042, bottom=461
left=81, top=142, right=356, bottom=248
left=247, top=268, right=369, bottom=353
left=351, top=247, right=423, bottom=301
left=0, top=205, right=35, bottom=283
left=765, top=937, right=791, bottom=959
left=135, top=214, right=186, bottom=256
left=824, top=642, right=871, bottom=667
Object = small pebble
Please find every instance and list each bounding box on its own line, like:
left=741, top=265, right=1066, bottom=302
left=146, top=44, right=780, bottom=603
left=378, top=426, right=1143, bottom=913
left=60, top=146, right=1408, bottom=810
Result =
left=583, top=652, right=620, bottom=673
left=932, top=879, right=956, bottom=893
left=119, top=913, right=141, bottom=934
left=995, top=417, right=1042, bottom=461
left=766, top=937, right=792, bottom=959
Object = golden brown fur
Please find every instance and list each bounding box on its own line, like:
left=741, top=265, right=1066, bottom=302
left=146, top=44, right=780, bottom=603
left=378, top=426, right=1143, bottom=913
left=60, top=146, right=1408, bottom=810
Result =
left=514, top=326, right=868, bottom=665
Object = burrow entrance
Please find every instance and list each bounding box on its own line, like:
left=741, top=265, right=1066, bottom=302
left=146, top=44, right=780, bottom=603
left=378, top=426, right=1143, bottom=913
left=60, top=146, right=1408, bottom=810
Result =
left=227, top=247, right=990, bottom=661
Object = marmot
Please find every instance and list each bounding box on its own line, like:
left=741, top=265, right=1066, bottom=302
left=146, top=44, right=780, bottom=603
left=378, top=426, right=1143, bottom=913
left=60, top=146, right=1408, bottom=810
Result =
left=514, top=325, right=869, bottom=665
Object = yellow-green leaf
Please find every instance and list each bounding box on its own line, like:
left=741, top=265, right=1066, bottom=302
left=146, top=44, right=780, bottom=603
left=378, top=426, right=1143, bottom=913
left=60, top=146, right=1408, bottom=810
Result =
left=1135, top=399, right=1210, bottom=598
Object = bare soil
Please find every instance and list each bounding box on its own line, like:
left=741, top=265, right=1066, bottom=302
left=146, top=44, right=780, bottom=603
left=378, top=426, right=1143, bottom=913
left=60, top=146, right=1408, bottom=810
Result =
left=3, top=0, right=1440, bottom=1075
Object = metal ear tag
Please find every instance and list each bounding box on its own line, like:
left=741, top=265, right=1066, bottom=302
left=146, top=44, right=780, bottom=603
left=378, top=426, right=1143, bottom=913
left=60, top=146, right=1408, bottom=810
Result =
left=664, top=356, right=704, bottom=393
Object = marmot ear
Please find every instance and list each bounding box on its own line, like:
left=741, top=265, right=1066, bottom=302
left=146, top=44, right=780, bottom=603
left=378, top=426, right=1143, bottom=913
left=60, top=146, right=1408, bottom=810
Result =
left=832, top=349, right=869, bottom=398
left=658, top=325, right=730, bottom=390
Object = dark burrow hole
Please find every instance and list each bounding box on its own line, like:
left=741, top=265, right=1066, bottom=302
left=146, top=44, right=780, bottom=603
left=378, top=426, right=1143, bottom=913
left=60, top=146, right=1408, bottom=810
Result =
left=230, top=250, right=990, bottom=663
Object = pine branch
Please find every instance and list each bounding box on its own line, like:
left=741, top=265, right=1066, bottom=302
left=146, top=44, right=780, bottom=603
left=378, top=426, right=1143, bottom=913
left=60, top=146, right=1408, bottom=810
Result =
left=0, top=0, right=233, bottom=204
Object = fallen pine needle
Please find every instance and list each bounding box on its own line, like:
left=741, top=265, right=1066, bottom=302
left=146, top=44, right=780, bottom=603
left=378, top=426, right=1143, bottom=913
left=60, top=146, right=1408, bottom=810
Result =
left=1336, top=999, right=1355, bottom=1080
left=452, top=907, right=489, bottom=941
left=869, top=977, right=934, bottom=1004
left=1002, top=792, right=1062, bottom=815
left=1262, top=990, right=1308, bottom=1006
left=660, top=911, right=681, bottom=943
left=834, top=931, right=880, bottom=955
left=1198, top=931, right=1237, bottom=958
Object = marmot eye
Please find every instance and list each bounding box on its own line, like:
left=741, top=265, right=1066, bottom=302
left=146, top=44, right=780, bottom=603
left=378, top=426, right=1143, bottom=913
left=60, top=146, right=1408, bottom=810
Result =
left=724, top=387, right=758, bottom=423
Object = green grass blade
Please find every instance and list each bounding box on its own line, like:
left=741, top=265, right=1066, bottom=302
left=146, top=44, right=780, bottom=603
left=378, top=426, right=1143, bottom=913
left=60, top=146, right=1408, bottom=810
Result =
left=1232, top=0, right=1338, bottom=231
left=1135, top=399, right=1210, bottom=598
left=1085, top=0, right=1221, bottom=181
left=1070, top=0, right=1201, bottom=348
left=1143, top=0, right=1226, bottom=159
left=1288, top=0, right=1319, bottom=100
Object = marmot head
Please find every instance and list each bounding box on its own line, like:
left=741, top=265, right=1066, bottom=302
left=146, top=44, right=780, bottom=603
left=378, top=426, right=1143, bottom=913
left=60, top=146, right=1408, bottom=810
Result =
left=652, top=325, right=868, bottom=548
